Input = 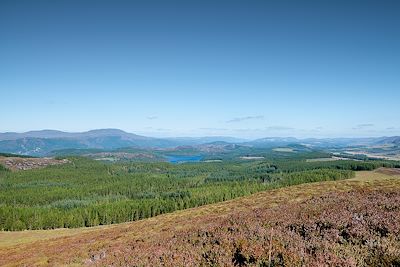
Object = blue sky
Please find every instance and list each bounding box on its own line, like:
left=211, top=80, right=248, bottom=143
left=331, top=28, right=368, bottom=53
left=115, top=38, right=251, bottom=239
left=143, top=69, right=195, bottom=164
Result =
left=1, top=0, right=399, bottom=138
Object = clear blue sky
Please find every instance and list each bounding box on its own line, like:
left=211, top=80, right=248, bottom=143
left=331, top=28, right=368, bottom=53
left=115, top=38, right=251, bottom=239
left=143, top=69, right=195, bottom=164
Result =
left=1, top=0, right=399, bottom=138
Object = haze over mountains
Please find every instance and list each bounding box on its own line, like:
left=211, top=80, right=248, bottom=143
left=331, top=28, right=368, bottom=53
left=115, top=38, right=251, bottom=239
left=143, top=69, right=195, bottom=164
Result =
left=0, top=129, right=399, bottom=156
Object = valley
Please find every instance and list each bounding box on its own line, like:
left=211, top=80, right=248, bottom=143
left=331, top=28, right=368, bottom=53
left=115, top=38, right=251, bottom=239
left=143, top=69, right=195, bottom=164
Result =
left=1, top=152, right=370, bottom=231
left=1, top=129, right=399, bottom=162
left=2, top=0, right=399, bottom=265
left=1, top=144, right=399, bottom=266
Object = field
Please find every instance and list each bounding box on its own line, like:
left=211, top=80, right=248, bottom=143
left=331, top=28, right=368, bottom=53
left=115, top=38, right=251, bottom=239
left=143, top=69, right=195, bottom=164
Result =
left=0, top=169, right=399, bottom=266
left=272, top=148, right=294, bottom=152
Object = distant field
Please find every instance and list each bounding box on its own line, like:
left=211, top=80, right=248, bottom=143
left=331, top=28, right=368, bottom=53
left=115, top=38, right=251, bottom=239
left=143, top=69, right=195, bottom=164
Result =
left=344, top=148, right=400, bottom=161
left=239, top=156, right=265, bottom=160
left=305, top=156, right=354, bottom=162
left=0, top=169, right=399, bottom=266
left=306, top=157, right=338, bottom=162
left=272, top=147, right=294, bottom=152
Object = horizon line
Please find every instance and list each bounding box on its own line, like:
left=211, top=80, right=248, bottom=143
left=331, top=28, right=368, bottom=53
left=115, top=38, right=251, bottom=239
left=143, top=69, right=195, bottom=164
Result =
left=0, top=128, right=399, bottom=140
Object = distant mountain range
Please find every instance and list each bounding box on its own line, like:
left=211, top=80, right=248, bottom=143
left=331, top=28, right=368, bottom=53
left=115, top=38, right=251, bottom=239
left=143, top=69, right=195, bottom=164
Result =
left=0, top=129, right=150, bottom=141
left=0, top=129, right=247, bottom=156
left=0, top=129, right=398, bottom=156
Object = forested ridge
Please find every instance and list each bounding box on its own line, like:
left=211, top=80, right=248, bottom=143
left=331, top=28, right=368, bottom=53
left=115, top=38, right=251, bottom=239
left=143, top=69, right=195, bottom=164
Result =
left=0, top=157, right=398, bottom=231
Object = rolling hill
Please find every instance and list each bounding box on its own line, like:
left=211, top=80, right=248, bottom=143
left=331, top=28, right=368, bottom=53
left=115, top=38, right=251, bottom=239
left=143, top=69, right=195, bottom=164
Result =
left=0, top=129, right=399, bottom=157
left=374, top=136, right=400, bottom=146
left=0, top=169, right=399, bottom=266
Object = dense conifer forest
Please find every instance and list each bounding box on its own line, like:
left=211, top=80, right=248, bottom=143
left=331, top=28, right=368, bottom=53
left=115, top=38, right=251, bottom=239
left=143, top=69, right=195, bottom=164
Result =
left=0, top=156, right=398, bottom=231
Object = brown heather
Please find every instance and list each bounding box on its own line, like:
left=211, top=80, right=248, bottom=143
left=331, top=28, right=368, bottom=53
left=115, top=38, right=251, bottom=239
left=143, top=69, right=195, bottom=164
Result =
left=98, top=189, right=400, bottom=267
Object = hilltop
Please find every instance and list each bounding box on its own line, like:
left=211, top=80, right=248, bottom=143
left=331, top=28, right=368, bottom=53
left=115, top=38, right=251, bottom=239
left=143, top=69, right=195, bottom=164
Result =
left=0, top=169, right=399, bottom=266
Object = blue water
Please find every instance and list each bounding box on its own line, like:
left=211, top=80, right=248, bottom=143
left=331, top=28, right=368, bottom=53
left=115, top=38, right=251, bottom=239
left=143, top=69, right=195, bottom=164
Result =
left=165, top=155, right=203, bottom=163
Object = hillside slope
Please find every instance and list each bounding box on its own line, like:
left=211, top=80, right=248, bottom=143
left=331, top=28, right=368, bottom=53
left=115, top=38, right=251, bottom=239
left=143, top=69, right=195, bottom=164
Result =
left=0, top=169, right=399, bottom=266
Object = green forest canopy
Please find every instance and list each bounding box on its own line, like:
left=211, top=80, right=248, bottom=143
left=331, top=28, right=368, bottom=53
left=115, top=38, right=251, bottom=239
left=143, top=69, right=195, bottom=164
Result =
left=0, top=156, right=398, bottom=231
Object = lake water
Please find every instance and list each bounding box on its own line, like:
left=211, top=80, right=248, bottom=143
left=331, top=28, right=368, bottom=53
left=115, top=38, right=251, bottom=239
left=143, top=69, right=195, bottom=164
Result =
left=165, top=155, right=203, bottom=163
